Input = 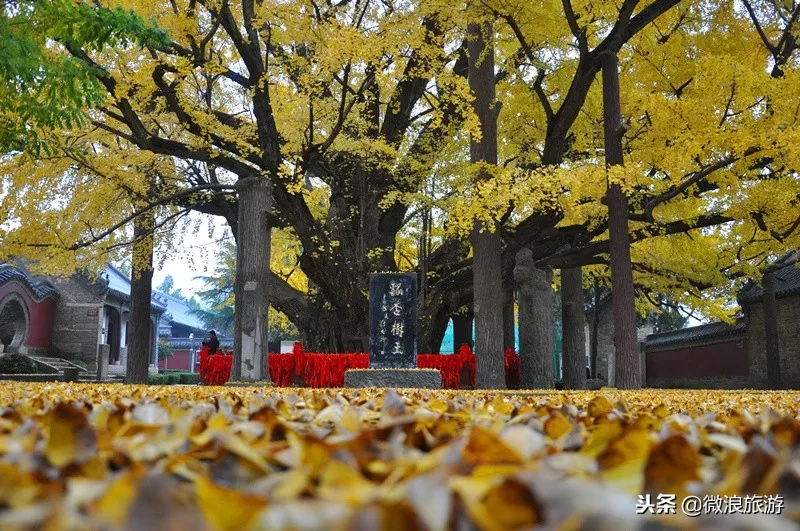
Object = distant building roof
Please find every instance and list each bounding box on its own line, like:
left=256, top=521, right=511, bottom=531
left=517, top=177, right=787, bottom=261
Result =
left=167, top=336, right=233, bottom=350
left=645, top=319, right=747, bottom=349
left=155, top=291, right=207, bottom=332
left=103, top=265, right=167, bottom=312
left=739, top=253, right=800, bottom=303
left=0, top=263, right=59, bottom=302
left=105, top=264, right=131, bottom=294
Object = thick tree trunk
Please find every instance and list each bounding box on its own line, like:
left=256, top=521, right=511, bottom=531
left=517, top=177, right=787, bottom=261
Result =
left=233, top=177, right=272, bottom=382
left=503, top=280, right=516, bottom=351
left=468, top=19, right=505, bottom=389
left=453, top=314, right=473, bottom=351
left=416, top=301, right=450, bottom=354
left=471, top=231, right=505, bottom=388
left=600, top=51, right=640, bottom=389
left=763, top=270, right=782, bottom=389
left=515, top=249, right=554, bottom=389
left=561, top=267, right=586, bottom=389
left=299, top=294, right=369, bottom=353
left=127, top=210, right=154, bottom=384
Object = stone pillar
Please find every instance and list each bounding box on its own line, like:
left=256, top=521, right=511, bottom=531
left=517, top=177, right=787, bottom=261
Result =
left=97, top=344, right=109, bottom=381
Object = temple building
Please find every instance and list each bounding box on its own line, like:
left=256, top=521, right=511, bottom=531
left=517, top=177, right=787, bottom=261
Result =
left=0, top=261, right=228, bottom=377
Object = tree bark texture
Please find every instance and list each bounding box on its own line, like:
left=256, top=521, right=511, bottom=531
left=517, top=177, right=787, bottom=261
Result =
left=233, top=177, right=272, bottom=382
left=515, top=249, right=554, bottom=389
left=763, top=270, right=782, bottom=389
left=503, top=279, right=516, bottom=351
left=468, top=19, right=505, bottom=389
left=127, top=210, right=154, bottom=384
left=471, top=230, right=505, bottom=388
left=600, top=51, right=640, bottom=389
left=561, top=267, right=586, bottom=389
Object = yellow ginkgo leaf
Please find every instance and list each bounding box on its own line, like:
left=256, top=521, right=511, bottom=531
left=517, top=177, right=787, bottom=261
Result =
left=45, top=402, right=97, bottom=468
left=462, top=425, right=524, bottom=465
left=195, top=476, right=268, bottom=530
left=93, top=472, right=139, bottom=526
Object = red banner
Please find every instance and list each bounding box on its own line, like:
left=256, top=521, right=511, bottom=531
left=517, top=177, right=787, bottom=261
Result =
left=197, top=345, right=232, bottom=386
left=198, top=344, right=519, bottom=389
left=505, top=347, right=520, bottom=389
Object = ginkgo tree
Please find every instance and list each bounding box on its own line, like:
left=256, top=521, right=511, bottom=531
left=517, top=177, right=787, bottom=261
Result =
left=418, top=0, right=800, bottom=387
left=2, top=0, right=484, bottom=379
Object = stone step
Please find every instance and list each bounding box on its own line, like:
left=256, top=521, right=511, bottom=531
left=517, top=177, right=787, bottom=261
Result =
left=32, top=357, right=66, bottom=364
left=29, top=356, right=87, bottom=372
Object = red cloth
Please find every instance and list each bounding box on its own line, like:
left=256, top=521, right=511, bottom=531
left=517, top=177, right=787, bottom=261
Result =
left=199, top=344, right=491, bottom=389
left=268, top=353, right=295, bottom=386
left=198, top=346, right=232, bottom=385
left=504, top=347, right=520, bottom=388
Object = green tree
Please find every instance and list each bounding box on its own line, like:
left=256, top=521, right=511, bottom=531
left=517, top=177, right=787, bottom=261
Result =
left=157, top=339, right=174, bottom=369
left=0, top=0, right=168, bottom=154
left=157, top=275, right=185, bottom=300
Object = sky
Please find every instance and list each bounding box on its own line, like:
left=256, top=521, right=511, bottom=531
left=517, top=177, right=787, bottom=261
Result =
left=151, top=212, right=229, bottom=299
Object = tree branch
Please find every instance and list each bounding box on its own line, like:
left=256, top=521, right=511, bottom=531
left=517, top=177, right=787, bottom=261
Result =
left=562, top=0, right=589, bottom=55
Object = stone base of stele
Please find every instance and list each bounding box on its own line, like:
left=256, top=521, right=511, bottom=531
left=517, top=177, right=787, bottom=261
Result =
left=343, top=368, right=441, bottom=389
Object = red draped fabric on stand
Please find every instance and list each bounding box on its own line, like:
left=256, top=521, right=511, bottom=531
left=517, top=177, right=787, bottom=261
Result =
left=504, top=347, right=520, bottom=388
left=198, top=344, right=495, bottom=389
left=268, top=353, right=295, bottom=386
left=198, top=346, right=232, bottom=386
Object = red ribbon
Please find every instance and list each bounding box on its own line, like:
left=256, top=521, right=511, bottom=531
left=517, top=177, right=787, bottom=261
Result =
left=198, top=346, right=232, bottom=385
left=199, top=343, right=513, bottom=390
left=504, top=347, right=520, bottom=388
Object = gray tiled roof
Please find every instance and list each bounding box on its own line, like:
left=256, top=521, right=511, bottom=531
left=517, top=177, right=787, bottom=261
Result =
left=0, top=264, right=59, bottom=301
left=645, top=319, right=747, bottom=348
left=103, top=265, right=167, bottom=312
left=739, top=254, right=800, bottom=303
left=154, top=291, right=207, bottom=332
left=167, top=336, right=233, bottom=350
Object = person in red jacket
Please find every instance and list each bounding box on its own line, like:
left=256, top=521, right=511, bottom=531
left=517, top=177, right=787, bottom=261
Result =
left=202, top=330, right=220, bottom=354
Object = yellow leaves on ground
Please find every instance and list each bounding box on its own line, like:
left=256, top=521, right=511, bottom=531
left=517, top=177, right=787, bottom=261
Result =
left=463, top=425, right=524, bottom=465
left=93, top=472, right=140, bottom=526
left=45, top=402, right=97, bottom=468
left=3, top=384, right=800, bottom=530
left=195, top=476, right=267, bottom=530
left=645, top=434, right=701, bottom=497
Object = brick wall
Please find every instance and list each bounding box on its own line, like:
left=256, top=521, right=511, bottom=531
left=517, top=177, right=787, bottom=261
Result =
left=646, top=337, right=752, bottom=388
left=746, top=296, right=800, bottom=389
left=645, top=375, right=754, bottom=389
left=49, top=277, right=104, bottom=367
